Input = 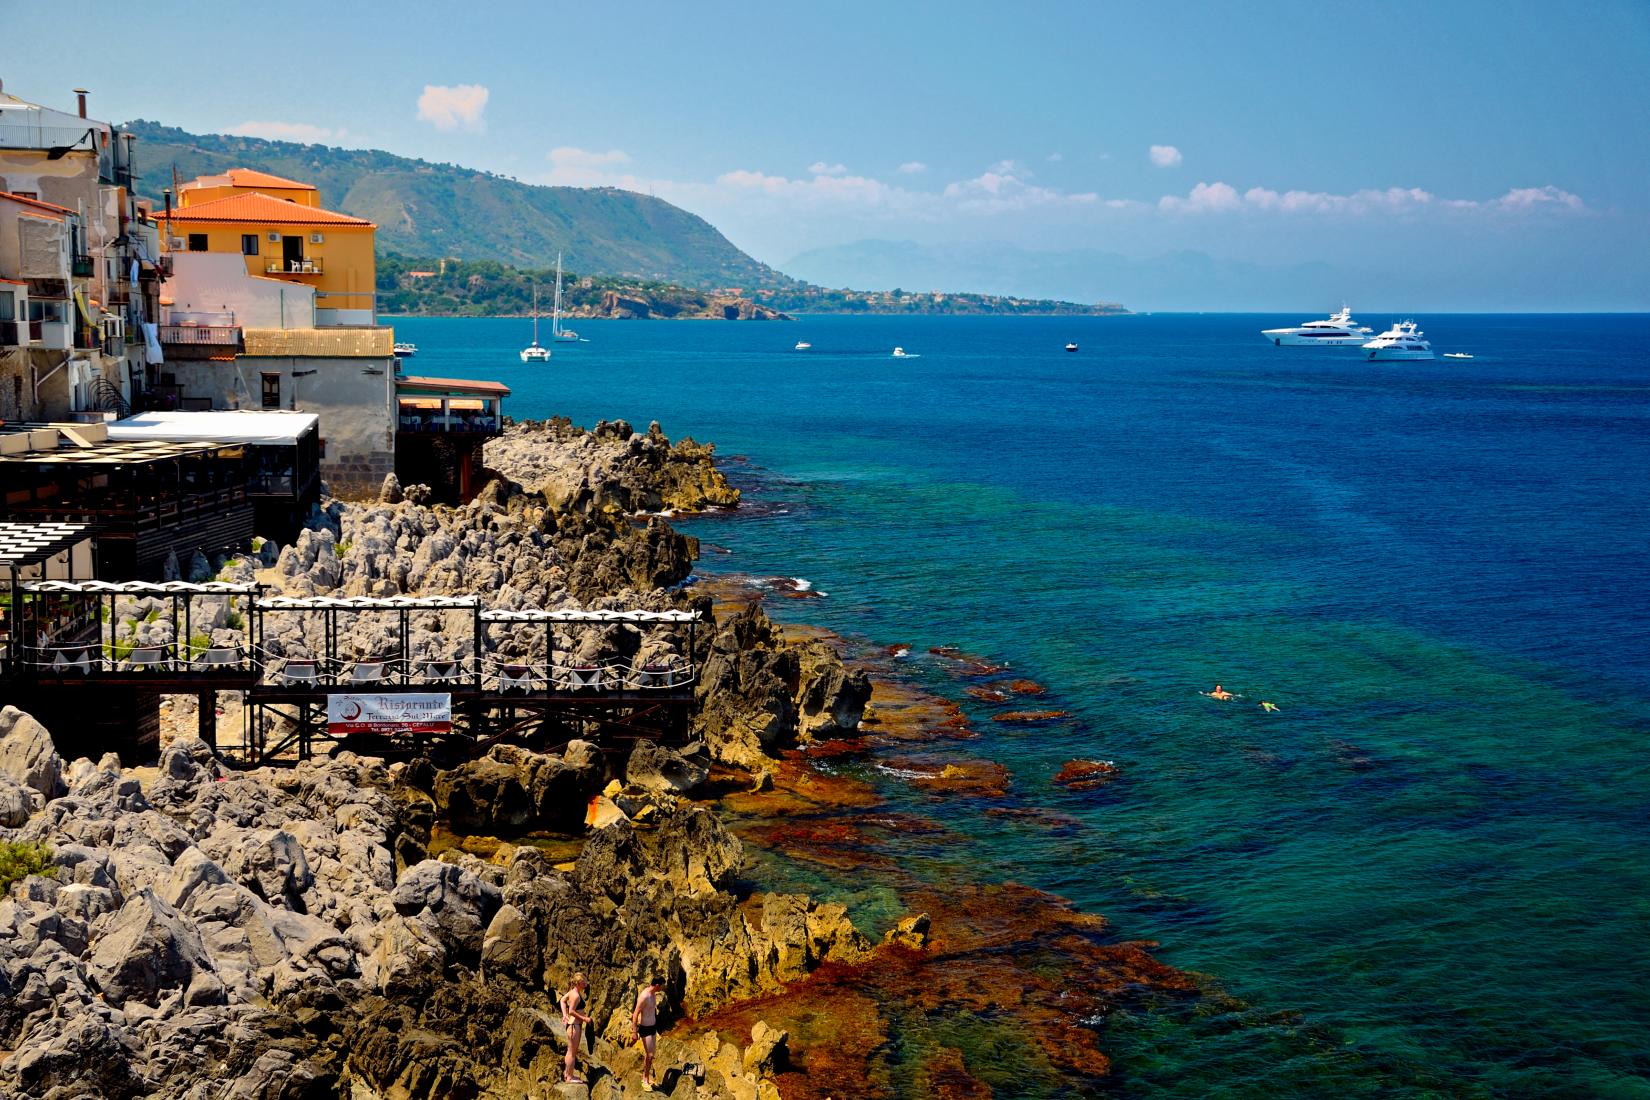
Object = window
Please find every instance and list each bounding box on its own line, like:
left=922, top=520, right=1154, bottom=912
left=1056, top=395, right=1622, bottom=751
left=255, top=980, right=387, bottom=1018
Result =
left=12, top=191, right=37, bottom=201
left=0, top=290, right=13, bottom=322
left=241, top=234, right=260, bottom=256
left=261, top=372, right=281, bottom=409
left=187, top=234, right=209, bottom=252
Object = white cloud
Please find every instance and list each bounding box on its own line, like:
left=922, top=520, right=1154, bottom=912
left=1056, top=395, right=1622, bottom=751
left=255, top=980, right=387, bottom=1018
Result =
left=943, top=162, right=1099, bottom=213
left=416, top=83, right=489, bottom=132
left=544, top=146, right=632, bottom=186
left=808, top=161, right=848, bottom=176
left=1046, top=152, right=1063, bottom=163
left=224, top=120, right=345, bottom=144
left=1149, top=144, right=1183, bottom=168
left=1493, top=185, right=1585, bottom=211
left=1158, top=180, right=1240, bottom=213
left=897, top=161, right=928, bottom=174
left=1160, top=180, right=1587, bottom=216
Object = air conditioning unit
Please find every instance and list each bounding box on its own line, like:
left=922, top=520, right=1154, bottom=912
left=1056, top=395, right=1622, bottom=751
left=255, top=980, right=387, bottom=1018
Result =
left=310, top=232, right=324, bottom=244
left=268, top=231, right=280, bottom=242
left=168, top=237, right=185, bottom=250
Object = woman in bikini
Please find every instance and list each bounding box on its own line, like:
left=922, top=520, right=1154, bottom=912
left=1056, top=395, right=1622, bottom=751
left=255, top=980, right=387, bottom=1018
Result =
left=560, top=973, right=593, bottom=1084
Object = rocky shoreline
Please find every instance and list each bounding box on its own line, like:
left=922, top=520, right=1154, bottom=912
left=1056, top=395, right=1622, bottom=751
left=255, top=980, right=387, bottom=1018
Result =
left=0, top=417, right=1190, bottom=1098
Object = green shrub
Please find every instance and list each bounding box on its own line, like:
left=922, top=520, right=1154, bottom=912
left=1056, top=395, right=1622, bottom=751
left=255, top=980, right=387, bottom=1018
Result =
left=0, top=841, right=54, bottom=893
left=225, top=609, right=245, bottom=631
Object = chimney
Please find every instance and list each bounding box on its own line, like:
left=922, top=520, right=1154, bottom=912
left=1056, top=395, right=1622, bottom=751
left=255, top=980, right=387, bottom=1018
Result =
left=73, top=88, right=88, bottom=118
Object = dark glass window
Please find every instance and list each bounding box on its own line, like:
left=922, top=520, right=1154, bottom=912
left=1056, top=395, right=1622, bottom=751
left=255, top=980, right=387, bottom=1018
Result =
left=187, top=234, right=209, bottom=252
left=261, top=372, right=281, bottom=409
left=241, top=234, right=260, bottom=256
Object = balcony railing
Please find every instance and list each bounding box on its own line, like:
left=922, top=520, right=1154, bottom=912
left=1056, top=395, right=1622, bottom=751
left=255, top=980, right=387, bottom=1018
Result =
left=159, top=325, right=241, bottom=346
left=0, top=319, right=44, bottom=346
left=10, top=485, right=249, bottom=535
left=266, top=259, right=322, bottom=276
left=397, top=412, right=502, bottom=435
left=71, top=255, right=95, bottom=278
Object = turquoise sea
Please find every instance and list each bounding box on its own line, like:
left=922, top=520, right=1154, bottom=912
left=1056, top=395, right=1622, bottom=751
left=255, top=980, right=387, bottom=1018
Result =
left=389, top=312, right=1650, bottom=1098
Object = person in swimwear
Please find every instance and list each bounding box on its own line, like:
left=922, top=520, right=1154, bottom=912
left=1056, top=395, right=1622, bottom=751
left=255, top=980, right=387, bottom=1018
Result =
left=1202, top=684, right=1236, bottom=700
left=1260, top=701, right=1280, bottom=713
left=559, top=972, right=592, bottom=1084
left=632, top=975, right=665, bottom=1090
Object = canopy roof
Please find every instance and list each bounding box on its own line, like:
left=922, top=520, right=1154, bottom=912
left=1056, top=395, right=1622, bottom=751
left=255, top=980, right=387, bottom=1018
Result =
left=0, top=438, right=234, bottom=465
left=0, top=523, right=92, bottom=569
left=108, top=410, right=319, bottom=446
left=397, top=375, right=511, bottom=397
left=22, top=580, right=259, bottom=595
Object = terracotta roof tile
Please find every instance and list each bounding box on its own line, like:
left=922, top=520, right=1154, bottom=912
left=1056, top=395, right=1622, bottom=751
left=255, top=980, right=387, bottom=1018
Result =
left=159, top=192, right=373, bottom=228
left=0, top=190, right=73, bottom=218
left=223, top=168, right=317, bottom=190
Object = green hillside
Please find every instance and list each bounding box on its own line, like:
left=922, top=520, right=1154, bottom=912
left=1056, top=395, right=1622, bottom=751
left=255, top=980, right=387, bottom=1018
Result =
left=122, top=120, right=790, bottom=289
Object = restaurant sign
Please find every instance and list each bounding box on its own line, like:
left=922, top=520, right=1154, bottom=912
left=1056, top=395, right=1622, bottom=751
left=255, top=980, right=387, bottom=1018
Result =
left=326, top=693, right=451, bottom=736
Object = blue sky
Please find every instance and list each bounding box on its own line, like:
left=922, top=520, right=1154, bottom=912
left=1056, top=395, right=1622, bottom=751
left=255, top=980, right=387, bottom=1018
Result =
left=4, top=0, right=1647, bottom=308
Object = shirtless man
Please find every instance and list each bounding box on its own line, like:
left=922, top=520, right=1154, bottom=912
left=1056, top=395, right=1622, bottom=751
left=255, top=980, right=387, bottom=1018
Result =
left=559, top=973, right=592, bottom=1084
left=631, top=976, right=665, bottom=1091
left=1202, top=683, right=1236, bottom=700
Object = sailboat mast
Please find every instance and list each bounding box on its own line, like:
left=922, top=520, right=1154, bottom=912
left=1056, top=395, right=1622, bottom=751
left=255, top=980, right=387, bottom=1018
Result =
left=553, top=252, right=564, bottom=336
left=532, top=284, right=539, bottom=344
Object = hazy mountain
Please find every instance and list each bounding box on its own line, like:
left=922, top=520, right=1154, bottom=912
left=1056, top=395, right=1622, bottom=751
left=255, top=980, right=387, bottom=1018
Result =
left=124, top=121, right=791, bottom=289
left=784, top=240, right=1344, bottom=312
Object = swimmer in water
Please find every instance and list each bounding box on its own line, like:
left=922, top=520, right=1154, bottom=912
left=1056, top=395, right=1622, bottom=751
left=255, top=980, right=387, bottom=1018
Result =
left=1260, top=701, right=1280, bottom=713
left=1201, top=684, right=1236, bottom=700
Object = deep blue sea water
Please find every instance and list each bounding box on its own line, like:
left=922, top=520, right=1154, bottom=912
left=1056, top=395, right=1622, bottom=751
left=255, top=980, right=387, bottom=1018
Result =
left=390, top=312, right=1650, bottom=1097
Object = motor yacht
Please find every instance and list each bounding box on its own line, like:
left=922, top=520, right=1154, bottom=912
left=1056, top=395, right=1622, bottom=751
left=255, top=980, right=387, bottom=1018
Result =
left=1064, top=342, right=1079, bottom=352
left=393, top=342, right=417, bottom=358
left=794, top=341, right=812, bottom=350
left=892, top=347, right=911, bottom=358
left=1363, top=320, right=1434, bottom=361
left=1262, top=305, right=1374, bottom=346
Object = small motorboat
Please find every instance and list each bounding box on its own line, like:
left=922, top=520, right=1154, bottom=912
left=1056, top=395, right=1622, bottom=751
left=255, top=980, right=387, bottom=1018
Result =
left=1065, top=342, right=1079, bottom=352
left=393, top=342, right=417, bottom=358
left=1443, top=352, right=1475, bottom=360
left=794, top=341, right=812, bottom=350
left=892, top=347, right=911, bottom=358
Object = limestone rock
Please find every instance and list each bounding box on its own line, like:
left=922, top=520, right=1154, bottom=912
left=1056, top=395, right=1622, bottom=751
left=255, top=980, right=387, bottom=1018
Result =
left=0, top=706, right=64, bottom=800
left=625, top=741, right=708, bottom=795
left=883, top=911, right=931, bottom=950
left=86, top=887, right=215, bottom=1007
left=390, top=859, right=502, bottom=957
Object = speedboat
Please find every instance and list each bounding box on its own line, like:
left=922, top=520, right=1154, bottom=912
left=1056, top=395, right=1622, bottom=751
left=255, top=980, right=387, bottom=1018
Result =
left=892, top=347, right=910, bottom=358
left=1262, top=305, right=1374, bottom=346
left=520, top=285, right=552, bottom=362
left=794, top=341, right=812, bottom=350
left=393, top=342, right=417, bottom=358
left=1363, top=320, right=1434, bottom=361
left=1065, top=342, right=1079, bottom=352
left=1443, top=352, right=1474, bottom=360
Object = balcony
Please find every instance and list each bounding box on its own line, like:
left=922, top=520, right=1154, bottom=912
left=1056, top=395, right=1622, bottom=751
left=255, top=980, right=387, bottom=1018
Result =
left=0, top=319, right=44, bottom=347
left=265, top=259, right=323, bottom=276
left=71, top=255, right=95, bottom=279
left=158, top=324, right=242, bottom=359
left=397, top=407, right=501, bottom=435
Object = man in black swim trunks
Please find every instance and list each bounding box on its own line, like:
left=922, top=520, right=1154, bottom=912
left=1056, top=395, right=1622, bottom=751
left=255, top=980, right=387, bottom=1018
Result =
left=631, top=975, right=664, bottom=1090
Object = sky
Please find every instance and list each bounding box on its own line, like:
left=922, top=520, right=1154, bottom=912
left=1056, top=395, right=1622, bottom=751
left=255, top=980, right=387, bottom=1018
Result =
left=3, top=0, right=1647, bottom=309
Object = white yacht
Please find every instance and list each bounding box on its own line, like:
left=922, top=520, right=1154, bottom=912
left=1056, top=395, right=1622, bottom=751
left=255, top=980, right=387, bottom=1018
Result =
left=892, top=347, right=911, bottom=358
left=393, top=342, right=417, bottom=358
left=1363, top=320, right=1434, bottom=361
left=1262, top=305, right=1374, bottom=347
left=794, top=341, right=812, bottom=350
left=550, top=252, right=579, bottom=343
left=520, top=285, right=552, bottom=362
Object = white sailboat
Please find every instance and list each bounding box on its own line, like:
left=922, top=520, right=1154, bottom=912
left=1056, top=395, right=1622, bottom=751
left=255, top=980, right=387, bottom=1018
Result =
left=552, top=252, right=579, bottom=342
left=520, top=285, right=551, bottom=362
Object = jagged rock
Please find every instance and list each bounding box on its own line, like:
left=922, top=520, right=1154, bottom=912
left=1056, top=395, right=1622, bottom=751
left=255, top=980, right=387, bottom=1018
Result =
left=743, top=1021, right=789, bottom=1076
left=9, top=1012, right=147, bottom=1097
left=390, top=859, right=502, bottom=957
left=883, top=911, right=931, bottom=950
left=434, top=745, right=603, bottom=835
left=379, top=472, right=405, bottom=504
left=0, top=706, right=64, bottom=800
left=625, top=741, right=708, bottom=794
left=86, top=887, right=215, bottom=1007
left=0, top=773, right=34, bottom=827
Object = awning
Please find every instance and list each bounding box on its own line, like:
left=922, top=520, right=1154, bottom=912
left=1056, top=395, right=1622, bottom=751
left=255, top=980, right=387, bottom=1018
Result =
left=108, top=410, right=320, bottom=446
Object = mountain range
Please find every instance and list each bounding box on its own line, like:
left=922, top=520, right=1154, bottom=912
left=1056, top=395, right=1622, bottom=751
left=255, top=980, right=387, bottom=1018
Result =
left=123, top=121, right=790, bottom=290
